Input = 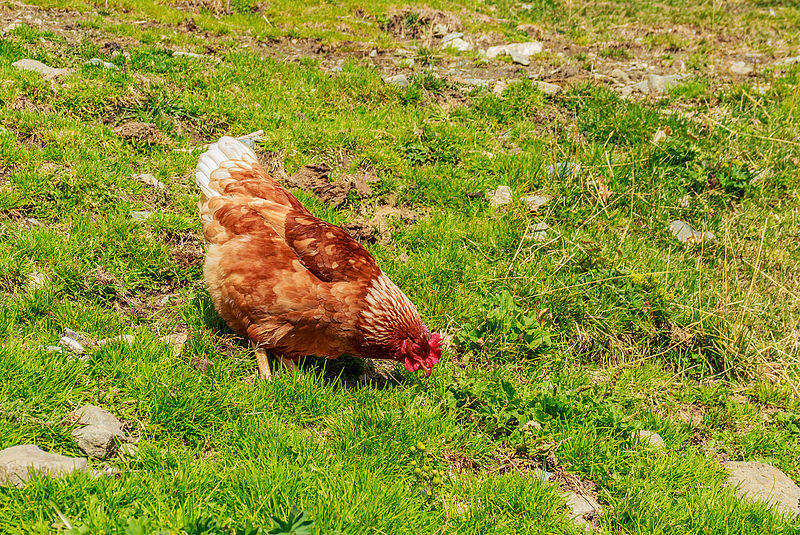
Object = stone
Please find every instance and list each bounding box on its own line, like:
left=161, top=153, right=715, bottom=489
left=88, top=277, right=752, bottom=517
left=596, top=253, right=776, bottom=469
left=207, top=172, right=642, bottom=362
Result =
left=528, top=222, right=549, bottom=242
left=633, top=429, right=665, bottom=450
left=130, top=210, right=153, bottom=222
left=545, top=162, right=581, bottom=180
left=60, top=336, right=86, bottom=354
left=237, top=130, right=263, bottom=150
left=441, top=32, right=464, bottom=44
left=646, top=74, right=682, bottom=94
left=27, top=271, right=47, bottom=290
left=397, top=58, right=415, bottom=68
left=521, top=194, right=549, bottom=212
left=74, top=404, right=124, bottom=434
left=563, top=491, right=601, bottom=527
left=492, top=80, right=508, bottom=96
left=173, top=51, right=204, bottom=59
left=609, top=68, right=630, bottom=83
left=726, top=461, right=800, bottom=518
left=0, top=445, right=88, bottom=487
left=486, top=42, right=543, bottom=65
left=160, top=332, right=188, bottom=357
left=777, top=56, right=800, bottom=66
left=95, top=334, right=135, bottom=348
left=730, top=60, right=753, bottom=75
left=85, top=58, right=117, bottom=69
left=488, top=185, right=513, bottom=207
left=384, top=74, right=408, bottom=87
left=133, top=173, right=165, bottom=190
left=443, top=38, right=472, bottom=52
left=63, top=328, right=92, bottom=345
left=44, top=346, right=62, bottom=353
left=71, top=405, right=125, bottom=459
left=531, top=468, right=554, bottom=481
left=670, top=220, right=717, bottom=245
left=330, top=65, right=343, bottom=73
left=533, top=80, right=562, bottom=96
left=431, top=23, right=449, bottom=37
left=12, top=59, right=71, bottom=81
left=461, top=78, right=491, bottom=88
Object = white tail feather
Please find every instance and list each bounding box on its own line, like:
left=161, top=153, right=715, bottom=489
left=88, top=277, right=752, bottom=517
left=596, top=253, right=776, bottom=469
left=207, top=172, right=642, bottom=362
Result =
left=195, top=136, right=258, bottom=198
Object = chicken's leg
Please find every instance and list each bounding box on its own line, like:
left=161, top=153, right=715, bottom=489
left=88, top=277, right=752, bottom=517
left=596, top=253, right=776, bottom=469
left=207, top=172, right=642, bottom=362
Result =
left=278, top=356, right=299, bottom=373
left=255, top=348, right=272, bottom=380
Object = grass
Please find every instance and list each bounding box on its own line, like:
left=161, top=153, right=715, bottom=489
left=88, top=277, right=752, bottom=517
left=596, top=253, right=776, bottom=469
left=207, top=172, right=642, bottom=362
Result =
left=1, top=0, right=800, bottom=533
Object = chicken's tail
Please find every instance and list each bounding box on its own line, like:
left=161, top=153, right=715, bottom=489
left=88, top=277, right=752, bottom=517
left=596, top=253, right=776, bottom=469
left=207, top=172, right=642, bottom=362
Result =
left=195, top=136, right=258, bottom=198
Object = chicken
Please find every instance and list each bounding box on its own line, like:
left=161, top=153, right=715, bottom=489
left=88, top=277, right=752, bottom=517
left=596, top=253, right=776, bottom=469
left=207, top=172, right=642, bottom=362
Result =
left=195, top=137, right=441, bottom=378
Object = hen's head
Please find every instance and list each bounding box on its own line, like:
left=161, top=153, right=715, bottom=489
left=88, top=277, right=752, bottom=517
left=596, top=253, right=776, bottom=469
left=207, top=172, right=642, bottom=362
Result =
left=400, top=330, right=442, bottom=377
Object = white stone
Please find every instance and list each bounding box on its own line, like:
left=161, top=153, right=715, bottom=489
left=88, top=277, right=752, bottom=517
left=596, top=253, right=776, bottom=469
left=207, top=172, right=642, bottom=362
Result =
left=534, top=80, right=562, bottom=95
left=727, top=461, right=800, bottom=518
left=545, top=162, right=581, bottom=179
left=60, top=336, right=86, bottom=354
left=85, top=58, right=117, bottom=69
left=173, top=51, right=204, bottom=59
left=563, top=491, right=601, bottom=527
left=647, top=74, right=683, bottom=94
left=486, top=42, right=543, bottom=65
left=633, top=429, right=665, bottom=450
left=384, top=74, right=408, bottom=86
left=0, top=445, right=88, bottom=487
left=443, top=38, right=472, bottom=52
left=528, top=222, right=549, bottom=242
left=488, top=185, right=513, bottom=207
left=670, top=220, right=717, bottom=245
left=12, top=59, right=71, bottom=80
left=441, top=32, right=463, bottom=44
left=133, top=173, right=165, bottom=190
left=492, top=80, right=508, bottom=96
left=130, top=210, right=153, bottom=222
left=730, top=60, right=753, bottom=75
left=521, top=194, right=549, bottom=211
left=27, top=271, right=48, bottom=290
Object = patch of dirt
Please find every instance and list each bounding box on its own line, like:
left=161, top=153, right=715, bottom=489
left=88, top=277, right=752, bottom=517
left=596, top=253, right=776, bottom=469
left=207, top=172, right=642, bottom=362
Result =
left=113, top=122, right=161, bottom=144
left=380, top=7, right=461, bottom=39
left=342, top=201, right=424, bottom=245
left=677, top=403, right=704, bottom=427
left=441, top=448, right=480, bottom=475
left=7, top=95, right=53, bottom=114
left=284, top=163, right=351, bottom=206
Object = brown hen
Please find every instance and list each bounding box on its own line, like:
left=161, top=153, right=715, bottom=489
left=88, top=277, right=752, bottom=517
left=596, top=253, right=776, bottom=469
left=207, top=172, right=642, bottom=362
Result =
left=195, top=137, right=441, bottom=378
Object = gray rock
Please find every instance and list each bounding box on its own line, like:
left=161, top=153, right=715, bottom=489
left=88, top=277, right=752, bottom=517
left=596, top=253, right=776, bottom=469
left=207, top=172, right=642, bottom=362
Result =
left=486, top=42, right=543, bottom=65
left=384, top=74, right=408, bottom=87
left=397, top=58, right=415, bottom=68
left=545, top=162, right=581, bottom=180
left=609, top=68, right=631, bottom=83
left=461, top=78, right=491, bottom=88
left=173, top=51, right=204, bottom=59
left=12, top=59, right=71, bottom=81
left=130, top=210, right=153, bottom=222
left=330, top=65, right=343, bottom=73
left=534, top=80, right=562, bottom=96
left=25, top=217, right=42, bottom=227
left=528, top=222, right=549, bottom=242
left=441, top=32, right=464, bottom=44
left=60, top=336, right=86, bottom=354
left=44, top=345, right=62, bottom=353
left=489, top=185, right=513, bottom=207
left=27, top=271, right=47, bottom=290
left=563, top=491, right=601, bottom=527
left=236, top=130, right=263, bottom=151
left=492, top=80, right=508, bottom=96
left=133, top=173, right=165, bottom=190
left=633, top=429, right=665, bottom=450
left=369, top=49, right=377, bottom=58
left=726, top=461, right=800, bottom=518
left=730, top=61, right=753, bottom=75
left=71, top=405, right=125, bottom=459
left=86, top=58, right=117, bottom=69
left=62, top=328, right=92, bottom=345
left=646, top=74, right=682, bottom=94
left=777, top=56, right=800, bottom=66
left=532, top=468, right=554, bottom=481
left=0, top=445, right=88, bottom=487
left=670, top=220, right=717, bottom=245
left=443, top=38, right=473, bottom=52
left=521, top=194, right=549, bottom=212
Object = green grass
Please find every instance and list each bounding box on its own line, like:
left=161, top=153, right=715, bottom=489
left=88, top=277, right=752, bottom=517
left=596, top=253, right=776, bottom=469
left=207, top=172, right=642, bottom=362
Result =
left=1, top=0, right=799, bottom=533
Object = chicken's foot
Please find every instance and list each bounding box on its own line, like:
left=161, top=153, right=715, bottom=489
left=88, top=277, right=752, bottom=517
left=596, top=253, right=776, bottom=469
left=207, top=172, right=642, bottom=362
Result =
left=255, top=348, right=272, bottom=380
